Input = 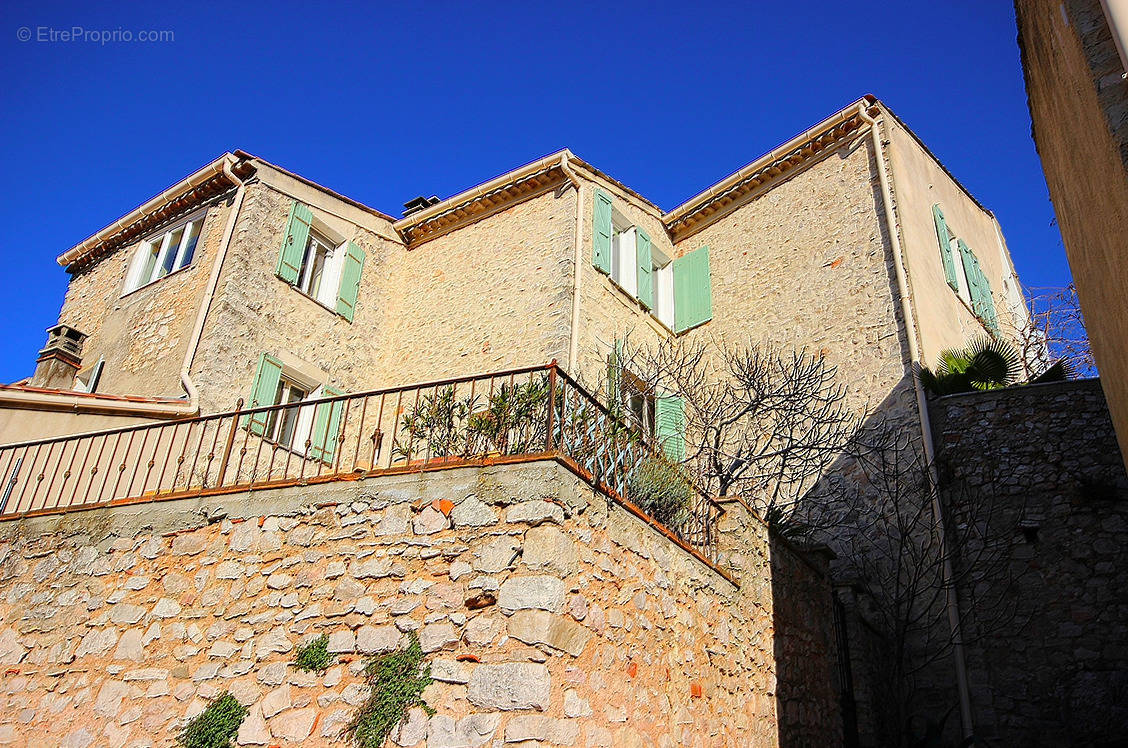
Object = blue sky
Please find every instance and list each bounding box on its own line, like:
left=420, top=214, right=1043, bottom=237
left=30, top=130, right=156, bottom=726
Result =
left=0, top=1, right=1068, bottom=383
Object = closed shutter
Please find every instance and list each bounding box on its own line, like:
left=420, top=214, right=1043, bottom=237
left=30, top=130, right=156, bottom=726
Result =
left=276, top=202, right=313, bottom=284
left=636, top=229, right=653, bottom=309
left=336, top=241, right=365, bottom=322
left=244, top=354, right=283, bottom=435
left=593, top=190, right=613, bottom=274
left=958, top=241, right=980, bottom=313
left=673, top=246, right=713, bottom=333
left=933, top=204, right=958, bottom=291
left=309, top=386, right=345, bottom=464
left=655, top=395, right=686, bottom=462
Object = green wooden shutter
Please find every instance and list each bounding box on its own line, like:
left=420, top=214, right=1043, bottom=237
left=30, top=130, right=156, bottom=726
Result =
left=244, top=354, right=283, bottom=435
left=978, top=268, right=998, bottom=331
left=958, top=241, right=979, bottom=310
left=655, top=395, right=686, bottom=462
left=309, top=385, right=345, bottom=464
left=276, top=202, right=313, bottom=284
left=933, top=204, right=958, bottom=291
left=593, top=190, right=613, bottom=274
left=336, top=241, right=365, bottom=322
left=636, top=229, right=653, bottom=309
left=673, top=246, right=713, bottom=333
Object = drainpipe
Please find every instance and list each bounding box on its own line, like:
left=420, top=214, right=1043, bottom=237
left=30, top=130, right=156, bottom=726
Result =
left=180, top=157, right=249, bottom=411
left=559, top=152, right=585, bottom=372
left=856, top=102, right=975, bottom=740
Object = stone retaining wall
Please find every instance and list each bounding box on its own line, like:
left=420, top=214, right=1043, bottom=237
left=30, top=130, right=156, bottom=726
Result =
left=930, top=379, right=1128, bottom=745
left=0, top=459, right=839, bottom=747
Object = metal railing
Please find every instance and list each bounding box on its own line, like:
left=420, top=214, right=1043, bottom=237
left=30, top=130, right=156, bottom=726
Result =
left=0, top=363, right=722, bottom=564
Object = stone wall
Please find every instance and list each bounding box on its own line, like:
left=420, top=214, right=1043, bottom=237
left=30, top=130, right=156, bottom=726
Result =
left=1016, top=0, right=1128, bottom=465
left=58, top=193, right=235, bottom=400
left=0, top=459, right=840, bottom=747
left=930, top=379, right=1128, bottom=745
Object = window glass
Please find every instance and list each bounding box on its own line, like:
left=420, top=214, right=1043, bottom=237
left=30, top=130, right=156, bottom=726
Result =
left=265, top=379, right=311, bottom=448
left=127, top=216, right=202, bottom=292
left=299, top=230, right=335, bottom=300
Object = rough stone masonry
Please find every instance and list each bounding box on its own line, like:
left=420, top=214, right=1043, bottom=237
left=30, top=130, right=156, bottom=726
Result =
left=0, top=460, right=839, bottom=747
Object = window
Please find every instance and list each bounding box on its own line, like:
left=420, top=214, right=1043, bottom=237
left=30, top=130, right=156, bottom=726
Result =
left=245, top=353, right=346, bottom=462
left=264, top=378, right=312, bottom=448
left=621, top=369, right=655, bottom=437
left=609, top=219, right=637, bottom=295
left=298, top=229, right=335, bottom=300
left=125, top=214, right=203, bottom=292
left=932, top=203, right=998, bottom=332
left=592, top=189, right=712, bottom=334
left=275, top=202, right=366, bottom=322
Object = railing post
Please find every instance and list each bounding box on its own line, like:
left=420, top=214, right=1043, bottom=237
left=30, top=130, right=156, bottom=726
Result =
left=0, top=456, right=23, bottom=516
left=216, top=398, right=244, bottom=489
left=545, top=361, right=558, bottom=453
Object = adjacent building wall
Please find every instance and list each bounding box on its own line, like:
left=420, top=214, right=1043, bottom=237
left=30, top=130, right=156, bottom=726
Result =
left=1016, top=0, right=1128, bottom=463
left=930, top=379, right=1128, bottom=745
left=883, top=110, right=1027, bottom=366
left=0, top=459, right=841, bottom=747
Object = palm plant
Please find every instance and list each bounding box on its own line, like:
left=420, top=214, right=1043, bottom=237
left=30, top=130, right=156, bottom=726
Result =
left=918, top=336, right=1024, bottom=396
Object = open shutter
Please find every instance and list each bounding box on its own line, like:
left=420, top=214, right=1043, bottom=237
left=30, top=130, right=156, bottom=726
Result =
left=336, top=241, right=365, bottom=322
left=673, top=246, right=713, bottom=333
left=978, top=268, right=998, bottom=331
left=244, top=354, right=283, bottom=435
left=309, top=386, right=345, bottom=464
left=958, top=241, right=979, bottom=310
left=276, top=202, right=313, bottom=284
left=933, top=204, right=958, bottom=291
left=593, top=190, right=613, bottom=274
left=655, top=395, right=686, bottom=462
left=636, top=229, right=653, bottom=309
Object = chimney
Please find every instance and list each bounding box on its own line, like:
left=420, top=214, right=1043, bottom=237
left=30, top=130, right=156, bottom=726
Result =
left=30, top=324, right=87, bottom=390
left=402, top=195, right=440, bottom=217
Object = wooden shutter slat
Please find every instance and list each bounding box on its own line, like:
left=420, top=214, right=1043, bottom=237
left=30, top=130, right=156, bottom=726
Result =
left=310, top=386, right=345, bottom=464
left=673, top=246, right=713, bottom=333
left=244, top=354, right=283, bottom=435
left=593, top=190, right=613, bottom=274
left=336, top=241, right=365, bottom=322
left=636, top=229, right=653, bottom=309
left=933, top=204, right=959, bottom=291
left=655, top=395, right=686, bottom=462
left=276, top=202, right=312, bottom=284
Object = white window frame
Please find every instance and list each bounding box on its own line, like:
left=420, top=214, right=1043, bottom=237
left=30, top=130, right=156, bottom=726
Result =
left=651, top=247, right=675, bottom=330
left=123, top=211, right=205, bottom=294
left=261, top=366, right=330, bottom=456
left=609, top=212, right=637, bottom=297
left=295, top=222, right=346, bottom=310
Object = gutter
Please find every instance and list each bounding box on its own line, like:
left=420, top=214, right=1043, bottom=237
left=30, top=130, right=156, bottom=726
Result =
left=856, top=102, right=975, bottom=739
left=56, top=154, right=235, bottom=267
left=180, top=156, right=250, bottom=411
left=559, top=153, right=585, bottom=370
left=0, top=388, right=196, bottom=419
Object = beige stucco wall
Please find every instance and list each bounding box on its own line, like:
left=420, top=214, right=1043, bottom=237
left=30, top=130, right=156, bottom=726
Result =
left=0, top=409, right=168, bottom=448
left=883, top=110, right=1026, bottom=367
left=1016, top=0, right=1128, bottom=463
left=56, top=195, right=235, bottom=399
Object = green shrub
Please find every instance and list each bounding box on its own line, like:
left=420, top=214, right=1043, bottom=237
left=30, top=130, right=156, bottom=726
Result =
left=292, top=633, right=335, bottom=672
left=178, top=692, right=247, bottom=748
left=627, top=455, right=695, bottom=528
left=345, top=632, right=434, bottom=748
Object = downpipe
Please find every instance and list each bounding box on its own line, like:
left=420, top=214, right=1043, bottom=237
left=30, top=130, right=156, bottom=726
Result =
left=856, top=102, right=975, bottom=740
left=560, top=152, right=585, bottom=371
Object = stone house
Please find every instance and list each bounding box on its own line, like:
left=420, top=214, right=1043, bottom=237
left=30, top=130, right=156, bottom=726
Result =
left=8, top=95, right=1025, bottom=448
left=0, top=95, right=1035, bottom=745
